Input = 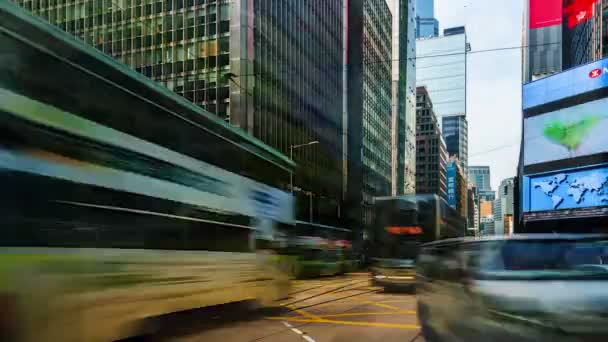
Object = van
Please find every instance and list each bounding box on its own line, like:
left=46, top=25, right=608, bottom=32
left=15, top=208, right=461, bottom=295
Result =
left=416, top=235, right=608, bottom=342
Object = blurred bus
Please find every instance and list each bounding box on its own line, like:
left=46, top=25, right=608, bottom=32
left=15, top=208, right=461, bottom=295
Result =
left=370, top=195, right=465, bottom=289
left=287, top=221, right=355, bottom=278
left=0, top=3, right=294, bottom=341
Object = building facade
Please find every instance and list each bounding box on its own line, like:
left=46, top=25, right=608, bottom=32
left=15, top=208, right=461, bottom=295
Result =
left=562, top=0, right=604, bottom=69
left=391, top=0, right=417, bottom=195
left=415, top=0, right=438, bottom=38
left=494, top=177, right=514, bottom=235
left=347, top=0, right=393, bottom=226
left=467, top=183, right=479, bottom=235
left=468, top=166, right=491, bottom=191
left=522, top=0, right=563, bottom=82
left=442, top=114, right=468, bottom=173
left=478, top=189, right=496, bottom=202
left=416, top=27, right=468, bottom=118
left=415, top=86, right=447, bottom=199
left=15, top=0, right=346, bottom=225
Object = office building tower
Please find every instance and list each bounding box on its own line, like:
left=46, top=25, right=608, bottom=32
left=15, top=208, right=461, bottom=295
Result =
left=522, top=0, right=563, bottom=82
left=442, top=114, right=468, bottom=173
left=494, top=177, right=515, bottom=235
left=562, top=0, right=603, bottom=68
left=15, top=0, right=346, bottom=225
left=347, top=0, right=393, bottom=225
left=415, top=0, right=438, bottom=38
left=478, top=189, right=496, bottom=202
left=415, top=86, right=447, bottom=199
left=416, top=26, right=468, bottom=118
left=391, top=0, right=417, bottom=195
left=468, top=166, right=491, bottom=191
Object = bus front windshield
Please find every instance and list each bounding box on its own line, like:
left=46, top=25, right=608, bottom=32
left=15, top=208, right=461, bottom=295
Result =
left=375, top=234, right=420, bottom=260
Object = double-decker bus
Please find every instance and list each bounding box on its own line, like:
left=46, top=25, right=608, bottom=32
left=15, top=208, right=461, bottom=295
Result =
left=0, top=3, right=294, bottom=341
left=370, top=195, right=465, bottom=289
left=286, top=221, right=355, bottom=278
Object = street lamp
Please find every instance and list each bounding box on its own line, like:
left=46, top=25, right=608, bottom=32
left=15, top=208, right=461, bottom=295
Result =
left=289, top=140, right=319, bottom=194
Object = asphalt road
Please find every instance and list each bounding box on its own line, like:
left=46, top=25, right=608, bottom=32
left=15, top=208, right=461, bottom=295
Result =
left=165, top=273, right=423, bottom=342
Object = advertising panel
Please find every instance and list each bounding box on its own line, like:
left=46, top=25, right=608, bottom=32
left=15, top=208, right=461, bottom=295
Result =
left=523, top=165, right=608, bottom=220
left=524, top=96, right=608, bottom=166
left=447, top=163, right=457, bottom=209
left=529, top=0, right=563, bottom=29
left=523, top=57, right=608, bottom=110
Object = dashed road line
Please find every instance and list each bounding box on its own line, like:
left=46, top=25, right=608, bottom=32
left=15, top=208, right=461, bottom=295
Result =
left=282, top=321, right=317, bottom=342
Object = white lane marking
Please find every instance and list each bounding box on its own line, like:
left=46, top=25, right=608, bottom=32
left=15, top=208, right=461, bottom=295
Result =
left=303, top=336, right=316, bottom=342
left=281, top=321, right=317, bottom=342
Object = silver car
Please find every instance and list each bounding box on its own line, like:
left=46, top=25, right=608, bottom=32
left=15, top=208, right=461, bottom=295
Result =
left=416, top=235, right=608, bottom=342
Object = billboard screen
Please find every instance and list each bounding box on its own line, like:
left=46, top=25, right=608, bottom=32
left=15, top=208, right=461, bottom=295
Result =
left=524, top=96, right=608, bottom=166
left=530, top=0, right=563, bottom=29
left=523, top=58, right=608, bottom=110
left=523, top=165, right=608, bottom=221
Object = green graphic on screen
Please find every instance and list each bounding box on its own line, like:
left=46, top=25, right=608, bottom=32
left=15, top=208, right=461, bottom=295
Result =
left=543, top=115, right=601, bottom=152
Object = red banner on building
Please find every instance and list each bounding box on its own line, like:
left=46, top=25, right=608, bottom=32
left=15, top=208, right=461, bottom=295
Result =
left=530, top=0, right=563, bottom=29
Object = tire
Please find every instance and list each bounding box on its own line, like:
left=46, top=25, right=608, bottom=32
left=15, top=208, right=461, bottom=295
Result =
left=418, top=302, right=443, bottom=342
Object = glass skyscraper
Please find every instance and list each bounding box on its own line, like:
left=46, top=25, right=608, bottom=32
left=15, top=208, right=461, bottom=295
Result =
left=392, top=0, right=417, bottom=195
left=415, top=0, right=438, bottom=38
left=468, top=166, right=491, bottom=191
left=416, top=27, right=468, bottom=118
left=15, top=0, right=346, bottom=225
left=442, top=114, right=468, bottom=174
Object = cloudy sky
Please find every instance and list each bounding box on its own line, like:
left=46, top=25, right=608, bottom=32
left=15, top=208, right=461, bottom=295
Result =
left=387, top=0, right=524, bottom=190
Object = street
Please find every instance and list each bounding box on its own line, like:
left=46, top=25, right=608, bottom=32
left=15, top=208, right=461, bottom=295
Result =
left=167, top=273, right=423, bottom=342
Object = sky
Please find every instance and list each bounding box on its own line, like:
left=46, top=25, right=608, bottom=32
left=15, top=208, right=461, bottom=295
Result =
left=387, top=0, right=524, bottom=191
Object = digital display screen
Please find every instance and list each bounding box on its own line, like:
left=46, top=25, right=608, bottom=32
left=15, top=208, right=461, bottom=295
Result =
left=524, top=97, right=608, bottom=166
left=523, top=57, right=608, bottom=110
left=523, top=165, right=608, bottom=220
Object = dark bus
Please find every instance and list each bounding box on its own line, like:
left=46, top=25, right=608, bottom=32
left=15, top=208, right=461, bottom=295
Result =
left=370, top=195, right=466, bottom=289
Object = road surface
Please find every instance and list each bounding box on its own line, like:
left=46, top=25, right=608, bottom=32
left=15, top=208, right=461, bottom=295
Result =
left=165, top=273, right=423, bottom=342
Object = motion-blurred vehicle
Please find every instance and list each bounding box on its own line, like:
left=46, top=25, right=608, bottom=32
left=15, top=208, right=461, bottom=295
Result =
left=417, top=235, right=608, bottom=342
left=0, top=4, right=294, bottom=341
left=286, top=221, right=354, bottom=278
left=370, top=195, right=465, bottom=290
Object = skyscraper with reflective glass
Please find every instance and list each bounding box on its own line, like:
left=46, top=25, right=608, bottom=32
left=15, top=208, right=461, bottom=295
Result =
left=15, top=0, right=346, bottom=225
left=346, top=0, right=393, bottom=226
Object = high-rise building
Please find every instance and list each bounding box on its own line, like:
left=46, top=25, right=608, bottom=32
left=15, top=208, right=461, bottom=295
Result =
left=468, top=166, right=491, bottom=191
left=522, top=0, right=563, bottom=82
left=347, top=0, right=393, bottom=225
left=415, top=86, right=447, bottom=199
left=416, top=27, right=468, bottom=118
left=522, top=0, right=605, bottom=83
left=478, top=189, right=496, bottom=202
left=391, top=0, right=417, bottom=195
left=562, top=0, right=604, bottom=68
left=494, top=177, right=515, bottom=235
left=415, top=0, right=438, bottom=38
left=15, top=0, right=346, bottom=225
left=442, top=114, right=468, bottom=173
